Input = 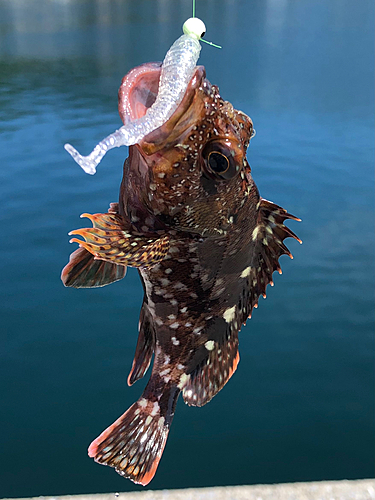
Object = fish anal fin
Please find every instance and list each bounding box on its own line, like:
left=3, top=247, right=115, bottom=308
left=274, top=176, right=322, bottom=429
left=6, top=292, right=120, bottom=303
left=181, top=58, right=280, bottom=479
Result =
left=127, top=301, right=156, bottom=386
left=88, top=381, right=179, bottom=485
left=183, top=332, right=239, bottom=407
left=68, top=212, right=170, bottom=267
left=61, top=247, right=126, bottom=288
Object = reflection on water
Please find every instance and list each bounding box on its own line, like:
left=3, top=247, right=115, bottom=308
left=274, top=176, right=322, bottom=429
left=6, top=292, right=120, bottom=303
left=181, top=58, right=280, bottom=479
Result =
left=0, top=0, right=374, bottom=497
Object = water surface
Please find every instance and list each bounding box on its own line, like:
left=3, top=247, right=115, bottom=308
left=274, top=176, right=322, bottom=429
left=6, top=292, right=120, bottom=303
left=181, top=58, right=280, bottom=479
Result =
left=0, top=0, right=374, bottom=497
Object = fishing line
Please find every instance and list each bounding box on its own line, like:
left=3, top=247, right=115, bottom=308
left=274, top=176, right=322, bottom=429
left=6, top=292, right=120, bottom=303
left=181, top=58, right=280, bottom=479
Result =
left=191, top=0, right=222, bottom=49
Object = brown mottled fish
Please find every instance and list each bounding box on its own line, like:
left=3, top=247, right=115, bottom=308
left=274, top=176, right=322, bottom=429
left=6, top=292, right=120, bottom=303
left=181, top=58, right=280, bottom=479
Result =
left=62, top=62, right=301, bottom=485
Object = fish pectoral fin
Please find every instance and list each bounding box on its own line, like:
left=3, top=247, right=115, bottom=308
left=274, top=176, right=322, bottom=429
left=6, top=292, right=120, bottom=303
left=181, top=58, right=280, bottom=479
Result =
left=61, top=246, right=126, bottom=288
left=68, top=212, right=170, bottom=267
left=245, top=198, right=302, bottom=315
left=88, top=380, right=180, bottom=485
left=183, top=326, right=240, bottom=407
left=127, top=300, right=156, bottom=386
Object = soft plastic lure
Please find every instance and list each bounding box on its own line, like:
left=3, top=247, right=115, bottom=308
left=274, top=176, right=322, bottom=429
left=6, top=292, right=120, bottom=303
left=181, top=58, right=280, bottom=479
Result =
left=64, top=18, right=210, bottom=175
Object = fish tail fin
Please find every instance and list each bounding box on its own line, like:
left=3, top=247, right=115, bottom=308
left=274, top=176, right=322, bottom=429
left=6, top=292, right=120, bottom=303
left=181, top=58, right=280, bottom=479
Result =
left=88, top=381, right=180, bottom=485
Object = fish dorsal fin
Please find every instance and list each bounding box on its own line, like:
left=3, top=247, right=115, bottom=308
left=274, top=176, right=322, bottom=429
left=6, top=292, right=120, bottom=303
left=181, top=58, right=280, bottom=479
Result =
left=182, top=324, right=239, bottom=407
left=182, top=199, right=300, bottom=406
left=68, top=211, right=170, bottom=267
left=127, top=300, right=156, bottom=386
left=244, top=198, right=301, bottom=317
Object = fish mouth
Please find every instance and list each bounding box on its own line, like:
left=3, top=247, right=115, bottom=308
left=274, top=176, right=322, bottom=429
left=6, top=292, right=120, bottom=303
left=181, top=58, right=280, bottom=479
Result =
left=118, top=62, right=206, bottom=152
left=118, top=62, right=162, bottom=124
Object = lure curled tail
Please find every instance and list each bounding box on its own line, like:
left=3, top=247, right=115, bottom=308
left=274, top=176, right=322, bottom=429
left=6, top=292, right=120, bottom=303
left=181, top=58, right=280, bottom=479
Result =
left=65, top=33, right=201, bottom=175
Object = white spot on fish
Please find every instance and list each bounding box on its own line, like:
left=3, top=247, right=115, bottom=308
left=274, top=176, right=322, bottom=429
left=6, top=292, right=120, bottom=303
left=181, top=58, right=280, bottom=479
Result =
left=178, top=373, right=189, bottom=388
left=180, top=307, right=188, bottom=313
left=151, top=402, right=160, bottom=416
left=138, top=398, right=147, bottom=408
left=160, top=368, right=170, bottom=376
left=170, top=322, right=179, bottom=330
left=145, top=415, right=152, bottom=426
left=158, top=417, right=165, bottom=428
left=172, top=336, right=180, bottom=345
left=252, top=226, right=260, bottom=241
left=240, top=266, right=251, bottom=278
left=205, top=340, right=215, bottom=351
left=223, top=305, right=236, bottom=323
left=165, top=268, right=173, bottom=274
left=174, top=282, right=187, bottom=290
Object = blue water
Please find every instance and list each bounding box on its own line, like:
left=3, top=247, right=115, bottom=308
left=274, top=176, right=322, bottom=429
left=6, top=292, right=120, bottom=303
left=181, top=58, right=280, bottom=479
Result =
left=0, top=0, right=374, bottom=497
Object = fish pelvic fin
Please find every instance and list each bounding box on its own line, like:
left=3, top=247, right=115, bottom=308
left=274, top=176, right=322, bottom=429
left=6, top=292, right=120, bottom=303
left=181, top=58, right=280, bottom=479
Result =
left=61, top=246, right=126, bottom=288
left=68, top=211, right=170, bottom=267
left=183, top=326, right=239, bottom=407
left=88, top=380, right=180, bottom=485
left=128, top=300, right=156, bottom=386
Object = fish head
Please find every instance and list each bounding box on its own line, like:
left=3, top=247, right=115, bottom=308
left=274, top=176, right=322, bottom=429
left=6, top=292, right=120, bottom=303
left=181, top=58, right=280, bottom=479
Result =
left=118, top=63, right=255, bottom=236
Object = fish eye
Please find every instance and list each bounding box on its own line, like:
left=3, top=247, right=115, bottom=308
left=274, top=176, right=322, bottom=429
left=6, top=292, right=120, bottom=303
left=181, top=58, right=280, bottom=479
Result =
left=207, top=151, right=229, bottom=174
left=202, top=140, right=239, bottom=180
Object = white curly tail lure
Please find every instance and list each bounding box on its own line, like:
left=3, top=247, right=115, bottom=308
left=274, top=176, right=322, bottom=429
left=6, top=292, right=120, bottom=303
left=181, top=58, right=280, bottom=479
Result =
left=64, top=17, right=220, bottom=175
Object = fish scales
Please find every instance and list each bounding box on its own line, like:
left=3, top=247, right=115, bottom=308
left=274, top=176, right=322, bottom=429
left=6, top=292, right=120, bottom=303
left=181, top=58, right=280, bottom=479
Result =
left=62, top=64, right=301, bottom=485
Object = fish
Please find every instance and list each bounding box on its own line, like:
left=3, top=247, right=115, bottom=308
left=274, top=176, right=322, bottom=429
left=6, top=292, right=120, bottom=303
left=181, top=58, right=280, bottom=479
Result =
left=61, top=62, right=301, bottom=485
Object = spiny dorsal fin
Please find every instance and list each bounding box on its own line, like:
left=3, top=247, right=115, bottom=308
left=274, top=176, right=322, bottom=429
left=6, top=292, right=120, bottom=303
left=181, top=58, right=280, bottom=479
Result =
left=127, top=300, right=156, bottom=386
left=68, top=212, right=170, bottom=267
left=180, top=200, right=299, bottom=406
left=246, top=198, right=301, bottom=316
